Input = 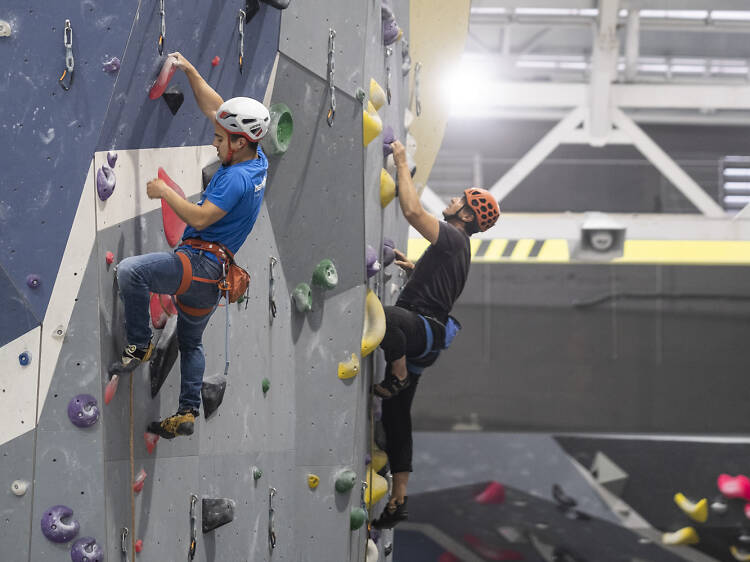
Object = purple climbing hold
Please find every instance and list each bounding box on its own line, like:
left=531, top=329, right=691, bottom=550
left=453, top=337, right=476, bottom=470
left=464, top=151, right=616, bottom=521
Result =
left=26, top=274, right=41, bottom=289
left=41, top=505, right=79, bottom=543
left=382, top=126, right=395, bottom=158
left=382, top=237, right=395, bottom=267
left=70, top=537, right=103, bottom=562
left=106, top=150, right=118, bottom=168
left=96, top=166, right=116, bottom=201
left=365, top=453, right=372, bottom=465
left=67, top=394, right=100, bottom=428
left=102, top=57, right=120, bottom=73
left=366, top=245, right=381, bottom=278
left=382, top=3, right=402, bottom=46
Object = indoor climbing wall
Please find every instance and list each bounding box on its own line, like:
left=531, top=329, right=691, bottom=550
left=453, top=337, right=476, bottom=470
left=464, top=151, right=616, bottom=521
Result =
left=0, top=0, right=416, bottom=560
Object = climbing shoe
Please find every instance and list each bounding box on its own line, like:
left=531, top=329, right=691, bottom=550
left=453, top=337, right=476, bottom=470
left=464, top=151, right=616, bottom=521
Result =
left=373, top=372, right=411, bottom=400
left=372, top=497, right=408, bottom=529
left=147, top=408, right=199, bottom=439
left=109, top=342, right=154, bottom=375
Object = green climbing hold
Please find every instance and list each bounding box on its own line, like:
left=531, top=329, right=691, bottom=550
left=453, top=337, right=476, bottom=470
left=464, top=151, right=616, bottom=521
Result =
left=266, top=103, right=294, bottom=155
left=236, top=294, right=245, bottom=304
left=312, top=259, right=338, bottom=290
left=262, top=378, right=270, bottom=395
left=252, top=466, right=262, bottom=480
left=293, top=283, right=312, bottom=313
left=350, top=507, right=367, bottom=530
left=335, top=469, right=357, bottom=493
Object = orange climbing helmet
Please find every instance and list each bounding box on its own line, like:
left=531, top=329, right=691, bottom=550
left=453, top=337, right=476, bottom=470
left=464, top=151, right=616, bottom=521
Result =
left=463, top=187, right=500, bottom=231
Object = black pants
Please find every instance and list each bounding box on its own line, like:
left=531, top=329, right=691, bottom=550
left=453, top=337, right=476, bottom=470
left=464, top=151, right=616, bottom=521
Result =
left=380, top=306, right=443, bottom=473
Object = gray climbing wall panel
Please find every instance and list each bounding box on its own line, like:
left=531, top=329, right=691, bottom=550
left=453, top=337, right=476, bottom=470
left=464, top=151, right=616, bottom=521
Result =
left=0, top=430, right=35, bottom=562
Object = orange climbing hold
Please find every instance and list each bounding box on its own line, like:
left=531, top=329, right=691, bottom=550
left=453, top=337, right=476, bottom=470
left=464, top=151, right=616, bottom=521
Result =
left=158, top=167, right=187, bottom=247
left=135, top=539, right=143, bottom=553
left=149, top=55, right=178, bottom=99
left=133, top=468, right=147, bottom=493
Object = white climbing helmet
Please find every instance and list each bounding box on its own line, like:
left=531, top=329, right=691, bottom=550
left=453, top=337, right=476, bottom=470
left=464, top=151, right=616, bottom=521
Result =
left=216, top=97, right=270, bottom=142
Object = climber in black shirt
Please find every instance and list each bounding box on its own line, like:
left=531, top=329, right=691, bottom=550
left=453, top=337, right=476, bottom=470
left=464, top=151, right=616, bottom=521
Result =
left=372, top=140, right=500, bottom=529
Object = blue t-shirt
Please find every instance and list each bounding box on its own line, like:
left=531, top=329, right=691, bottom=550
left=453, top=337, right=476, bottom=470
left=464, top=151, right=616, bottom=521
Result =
left=182, top=147, right=268, bottom=255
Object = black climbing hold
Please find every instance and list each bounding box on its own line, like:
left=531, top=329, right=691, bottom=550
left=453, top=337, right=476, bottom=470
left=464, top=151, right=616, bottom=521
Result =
left=384, top=543, right=393, bottom=556
left=244, top=0, right=261, bottom=21
left=149, top=316, right=179, bottom=398
left=201, top=374, right=226, bottom=418
left=260, top=0, right=291, bottom=8
left=552, top=483, right=577, bottom=509
left=162, top=88, right=184, bottom=115
left=202, top=498, right=235, bottom=533
left=202, top=160, right=220, bottom=190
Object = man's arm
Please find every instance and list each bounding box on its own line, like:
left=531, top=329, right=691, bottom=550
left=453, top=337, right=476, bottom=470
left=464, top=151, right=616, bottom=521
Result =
left=147, top=179, right=227, bottom=230
left=391, top=141, right=439, bottom=244
left=170, top=52, right=223, bottom=121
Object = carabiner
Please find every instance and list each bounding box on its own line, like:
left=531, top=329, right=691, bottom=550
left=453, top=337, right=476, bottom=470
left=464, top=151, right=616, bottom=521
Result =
left=238, top=10, right=246, bottom=74
left=59, top=20, right=74, bottom=91
left=158, top=0, right=166, bottom=55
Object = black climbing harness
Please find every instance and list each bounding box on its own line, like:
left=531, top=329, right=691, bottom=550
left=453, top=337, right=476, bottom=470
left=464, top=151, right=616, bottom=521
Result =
left=158, top=0, right=166, bottom=55
left=326, top=28, right=336, bottom=126
left=58, top=19, right=74, bottom=91
left=188, top=493, right=198, bottom=560
left=406, top=314, right=462, bottom=374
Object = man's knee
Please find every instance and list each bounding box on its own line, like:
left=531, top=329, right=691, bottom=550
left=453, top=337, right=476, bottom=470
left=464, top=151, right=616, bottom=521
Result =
left=116, top=256, right=139, bottom=288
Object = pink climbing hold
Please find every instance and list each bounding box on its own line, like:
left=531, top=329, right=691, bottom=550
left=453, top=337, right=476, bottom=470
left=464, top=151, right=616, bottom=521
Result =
left=149, top=55, right=178, bottom=100
left=135, top=539, right=143, bottom=553
left=158, top=167, right=187, bottom=247
left=105, top=251, right=115, bottom=265
left=159, top=293, right=177, bottom=316
left=144, top=432, right=159, bottom=454
left=150, top=293, right=168, bottom=329
left=718, top=473, right=750, bottom=501
left=133, top=468, right=147, bottom=493
left=475, top=481, right=506, bottom=505
left=211, top=56, right=220, bottom=67
left=104, top=375, right=119, bottom=405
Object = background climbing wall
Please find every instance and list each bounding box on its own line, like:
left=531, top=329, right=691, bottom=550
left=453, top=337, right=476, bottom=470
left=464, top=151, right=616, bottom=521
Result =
left=1, top=0, right=416, bottom=560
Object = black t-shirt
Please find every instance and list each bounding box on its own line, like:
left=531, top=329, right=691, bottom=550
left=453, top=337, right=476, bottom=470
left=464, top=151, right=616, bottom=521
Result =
left=396, top=222, right=471, bottom=324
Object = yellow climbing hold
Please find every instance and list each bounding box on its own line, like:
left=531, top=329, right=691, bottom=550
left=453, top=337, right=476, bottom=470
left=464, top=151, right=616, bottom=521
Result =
left=367, top=101, right=377, bottom=115
left=370, top=78, right=386, bottom=111
left=673, top=493, right=708, bottom=523
left=380, top=168, right=396, bottom=208
left=363, top=109, right=383, bottom=147
left=338, top=353, right=360, bottom=380
left=731, top=546, right=750, bottom=561
left=361, top=289, right=386, bottom=357
left=662, top=526, right=699, bottom=546
left=371, top=446, right=388, bottom=473
left=307, top=474, right=320, bottom=489
left=365, top=465, right=388, bottom=509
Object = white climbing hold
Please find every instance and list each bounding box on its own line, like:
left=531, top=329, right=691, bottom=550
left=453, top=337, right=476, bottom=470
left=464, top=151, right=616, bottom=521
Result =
left=0, top=20, right=11, bottom=37
left=11, top=480, right=29, bottom=496
left=366, top=538, right=379, bottom=562
left=51, top=324, right=66, bottom=339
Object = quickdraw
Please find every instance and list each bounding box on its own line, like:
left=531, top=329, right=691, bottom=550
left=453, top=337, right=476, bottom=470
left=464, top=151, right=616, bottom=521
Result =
left=268, top=487, right=277, bottom=550
left=414, top=62, right=422, bottom=116
left=58, top=20, right=74, bottom=91
left=120, top=527, right=129, bottom=556
left=385, top=46, right=393, bottom=105
left=238, top=10, right=246, bottom=74
left=158, top=0, right=166, bottom=55
left=326, top=28, right=336, bottom=126
left=269, top=256, right=278, bottom=319
left=188, top=494, right=198, bottom=560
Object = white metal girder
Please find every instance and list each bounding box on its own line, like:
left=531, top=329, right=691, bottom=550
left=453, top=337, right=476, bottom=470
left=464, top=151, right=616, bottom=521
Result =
left=588, top=0, right=620, bottom=145
left=624, top=8, right=639, bottom=82
left=489, top=107, right=585, bottom=204
left=612, top=108, right=725, bottom=217
left=419, top=184, right=447, bottom=217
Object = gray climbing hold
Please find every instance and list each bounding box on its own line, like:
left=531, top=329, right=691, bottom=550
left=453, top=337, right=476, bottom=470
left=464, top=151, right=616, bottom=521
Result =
left=202, top=498, right=235, bottom=533
left=70, top=537, right=103, bottom=562
left=293, top=283, right=312, bottom=313
left=96, top=166, right=116, bottom=200
left=41, top=505, right=79, bottom=543
left=67, top=394, right=100, bottom=428
left=335, top=469, right=357, bottom=493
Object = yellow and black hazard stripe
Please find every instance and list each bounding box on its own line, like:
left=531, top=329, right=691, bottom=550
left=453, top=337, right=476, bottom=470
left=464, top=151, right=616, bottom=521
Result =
left=407, top=238, right=750, bottom=265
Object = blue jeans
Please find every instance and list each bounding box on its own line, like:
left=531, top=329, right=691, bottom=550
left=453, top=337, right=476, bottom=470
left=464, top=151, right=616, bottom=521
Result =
left=116, top=250, right=223, bottom=411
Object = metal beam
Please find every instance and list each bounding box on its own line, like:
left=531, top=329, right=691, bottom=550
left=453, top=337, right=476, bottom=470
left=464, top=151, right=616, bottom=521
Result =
left=588, top=0, right=620, bottom=145
left=562, top=128, right=632, bottom=144
left=489, top=107, right=585, bottom=204
left=612, top=108, right=725, bottom=217
left=624, top=8, right=639, bottom=82
left=419, top=184, right=446, bottom=217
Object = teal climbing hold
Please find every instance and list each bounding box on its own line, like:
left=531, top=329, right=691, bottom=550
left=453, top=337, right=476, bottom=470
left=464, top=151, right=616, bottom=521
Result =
left=252, top=466, right=262, bottom=480
left=262, top=378, right=270, bottom=395
left=293, top=283, right=312, bottom=313
left=350, top=507, right=367, bottom=530
left=335, top=469, right=357, bottom=493
left=312, top=259, right=338, bottom=290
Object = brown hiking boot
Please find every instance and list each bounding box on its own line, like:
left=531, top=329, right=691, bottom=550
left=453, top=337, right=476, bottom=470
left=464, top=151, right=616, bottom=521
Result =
left=147, top=408, right=199, bottom=439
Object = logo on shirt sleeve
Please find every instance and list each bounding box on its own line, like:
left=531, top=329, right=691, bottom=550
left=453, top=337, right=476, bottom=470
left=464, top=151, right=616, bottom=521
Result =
left=254, top=175, right=267, bottom=193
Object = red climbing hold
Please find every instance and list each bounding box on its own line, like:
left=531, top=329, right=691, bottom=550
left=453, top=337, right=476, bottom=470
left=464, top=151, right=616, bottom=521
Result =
left=475, top=481, right=506, bottom=505
left=133, top=468, right=147, bottom=493
left=211, top=56, right=220, bottom=67
left=104, top=375, right=119, bottom=405
left=105, top=251, right=115, bottom=265
left=144, top=432, right=159, bottom=454
left=438, top=553, right=461, bottom=562
left=158, top=167, right=187, bottom=247
left=150, top=293, right=168, bottom=329
left=159, top=293, right=177, bottom=316
left=149, top=55, right=178, bottom=100
left=135, top=539, right=143, bottom=553
left=464, top=534, right=524, bottom=561
left=718, top=473, right=750, bottom=501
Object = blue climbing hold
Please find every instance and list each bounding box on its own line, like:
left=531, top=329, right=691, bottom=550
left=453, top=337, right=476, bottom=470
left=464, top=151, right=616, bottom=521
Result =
left=18, top=352, right=30, bottom=366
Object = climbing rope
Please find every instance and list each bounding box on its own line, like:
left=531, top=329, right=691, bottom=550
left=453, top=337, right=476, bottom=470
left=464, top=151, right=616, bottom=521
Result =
left=158, top=0, right=166, bottom=55
left=238, top=10, right=246, bottom=74
left=58, top=19, right=74, bottom=91
left=223, top=272, right=230, bottom=377
left=326, top=28, right=336, bottom=126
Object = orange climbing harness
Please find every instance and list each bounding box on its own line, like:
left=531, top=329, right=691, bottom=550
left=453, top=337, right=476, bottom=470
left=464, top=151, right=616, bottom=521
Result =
left=174, top=238, right=250, bottom=316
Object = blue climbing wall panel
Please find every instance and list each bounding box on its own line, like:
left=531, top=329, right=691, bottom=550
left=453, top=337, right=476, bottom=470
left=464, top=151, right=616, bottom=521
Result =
left=0, top=0, right=414, bottom=559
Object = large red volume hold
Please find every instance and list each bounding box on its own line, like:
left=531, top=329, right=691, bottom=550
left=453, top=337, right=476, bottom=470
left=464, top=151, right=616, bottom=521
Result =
left=149, top=56, right=178, bottom=99
left=475, top=481, right=506, bottom=504
left=158, top=167, right=187, bottom=247
left=718, top=473, right=750, bottom=501
left=150, top=293, right=168, bottom=329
